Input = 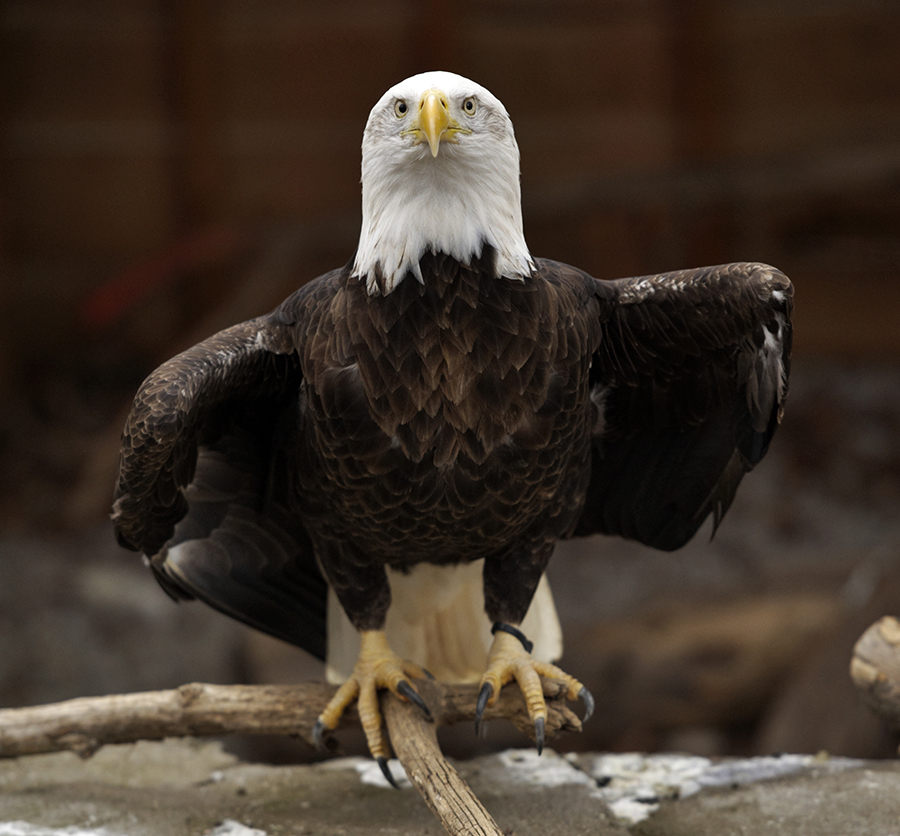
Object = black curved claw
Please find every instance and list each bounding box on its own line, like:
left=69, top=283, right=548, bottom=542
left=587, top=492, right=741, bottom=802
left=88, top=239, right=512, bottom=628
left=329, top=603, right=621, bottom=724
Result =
left=377, top=756, right=400, bottom=789
left=421, top=667, right=436, bottom=680
left=579, top=685, right=595, bottom=724
left=397, top=679, right=432, bottom=720
left=474, top=681, right=493, bottom=736
left=312, top=718, right=329, bottom=753
left=534, top=716, right=545, bottom=756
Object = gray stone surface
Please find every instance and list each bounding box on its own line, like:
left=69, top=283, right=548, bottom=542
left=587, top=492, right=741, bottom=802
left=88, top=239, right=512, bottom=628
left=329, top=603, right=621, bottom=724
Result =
left=632, top=761, right=900, bottom=836
left=1, top=739, right=897, bottom=835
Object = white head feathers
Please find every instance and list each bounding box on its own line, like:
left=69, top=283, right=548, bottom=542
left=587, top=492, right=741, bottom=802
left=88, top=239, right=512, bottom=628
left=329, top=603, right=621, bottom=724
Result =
left=351, top=71, right=534, bottom=294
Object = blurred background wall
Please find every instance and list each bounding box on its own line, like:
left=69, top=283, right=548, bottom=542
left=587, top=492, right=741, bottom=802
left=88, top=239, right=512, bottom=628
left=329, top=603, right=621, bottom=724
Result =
left=2, top=0, right=900, bottom=762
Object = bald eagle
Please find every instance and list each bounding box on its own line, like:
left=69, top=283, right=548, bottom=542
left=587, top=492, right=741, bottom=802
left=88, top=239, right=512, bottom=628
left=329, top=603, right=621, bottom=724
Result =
left=113, top=71, right=792, bottom=776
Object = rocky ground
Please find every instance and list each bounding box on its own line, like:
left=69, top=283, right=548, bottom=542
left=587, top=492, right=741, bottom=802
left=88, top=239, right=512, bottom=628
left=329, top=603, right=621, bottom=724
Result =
left=2, top=738, right=899, bottom=835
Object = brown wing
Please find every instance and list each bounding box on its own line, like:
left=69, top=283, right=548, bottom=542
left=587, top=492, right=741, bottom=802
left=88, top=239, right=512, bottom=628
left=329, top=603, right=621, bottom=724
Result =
left=571, top=261, right=792, bottom=550
left=113, top=279, right=337, bottom=658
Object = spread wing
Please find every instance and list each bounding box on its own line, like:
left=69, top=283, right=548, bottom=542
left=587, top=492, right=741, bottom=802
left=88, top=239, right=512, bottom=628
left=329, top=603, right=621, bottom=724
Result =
left=112, top=302, right=329, bottom=658
left=572, top=261, right=792, bottom=550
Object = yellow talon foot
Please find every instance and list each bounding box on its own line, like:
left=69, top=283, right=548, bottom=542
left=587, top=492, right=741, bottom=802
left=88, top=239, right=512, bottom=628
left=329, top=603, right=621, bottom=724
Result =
left=476, top=627, right=591, bottom=754
left=314, top=629, right=429, bottom=761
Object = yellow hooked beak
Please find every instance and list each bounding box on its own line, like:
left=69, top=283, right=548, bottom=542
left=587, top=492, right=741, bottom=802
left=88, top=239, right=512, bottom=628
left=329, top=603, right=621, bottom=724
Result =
left=406, top=89, right=470, bottom=157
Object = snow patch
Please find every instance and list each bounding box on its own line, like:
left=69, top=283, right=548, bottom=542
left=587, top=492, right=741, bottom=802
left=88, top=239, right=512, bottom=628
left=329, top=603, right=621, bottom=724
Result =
left=0, top=818, right=268, bottom=836
left=581, top=752, right=850, bottom=824
left=496, top=749, right=595, bottom=789
left=207, top=821, right=268, bottom=836
left=354, top=758, right=412, bottom=789
left=0, top=826, right=122, bottom=836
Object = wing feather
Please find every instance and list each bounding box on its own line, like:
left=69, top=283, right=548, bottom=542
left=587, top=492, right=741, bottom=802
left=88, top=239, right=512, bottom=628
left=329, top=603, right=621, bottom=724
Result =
left=573, top=262, right=792, bottom=550
left=112, top=289, right=331, bottom=658
left=113, top=316, right=297, bottom=552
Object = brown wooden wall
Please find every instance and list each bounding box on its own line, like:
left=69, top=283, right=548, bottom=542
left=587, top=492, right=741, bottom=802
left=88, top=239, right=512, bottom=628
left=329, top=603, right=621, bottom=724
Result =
left=3, top=0, right=900, bottom=373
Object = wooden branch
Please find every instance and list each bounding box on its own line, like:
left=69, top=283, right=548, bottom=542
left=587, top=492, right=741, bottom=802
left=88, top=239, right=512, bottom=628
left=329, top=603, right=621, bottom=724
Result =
left=851, top=616, right=900, bottom=731
left=0, top=679, right=582, bottom=760
left=382, top=682, right=504, bottom=836
left=0, top=683, right=333, bottom=759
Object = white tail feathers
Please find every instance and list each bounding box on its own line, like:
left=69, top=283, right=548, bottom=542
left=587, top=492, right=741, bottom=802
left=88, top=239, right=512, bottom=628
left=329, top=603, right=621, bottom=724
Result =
left=325, top=561, right=562, bottom=684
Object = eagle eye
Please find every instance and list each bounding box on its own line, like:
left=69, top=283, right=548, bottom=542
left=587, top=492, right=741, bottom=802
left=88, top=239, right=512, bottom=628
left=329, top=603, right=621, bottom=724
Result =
left=463, top=97, right=477, bottom=116
left=393, top=99, right=408, bottom=118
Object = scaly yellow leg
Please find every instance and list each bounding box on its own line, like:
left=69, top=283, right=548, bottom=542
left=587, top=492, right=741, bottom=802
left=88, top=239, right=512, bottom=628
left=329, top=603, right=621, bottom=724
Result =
left=313, top=629, right=430, bottom=783
left=476, top=626, right=593, bottom=753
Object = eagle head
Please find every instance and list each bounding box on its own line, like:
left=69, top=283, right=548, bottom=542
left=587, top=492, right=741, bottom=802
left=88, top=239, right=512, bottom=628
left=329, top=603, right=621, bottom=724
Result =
left=352, top=71, right=534, bottom=294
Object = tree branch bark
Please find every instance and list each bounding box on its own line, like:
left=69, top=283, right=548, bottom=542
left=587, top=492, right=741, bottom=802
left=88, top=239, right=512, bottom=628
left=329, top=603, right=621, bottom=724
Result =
left=0, top=679, right=582, bottom=760
left=382, top=682, right=504, bottom=836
